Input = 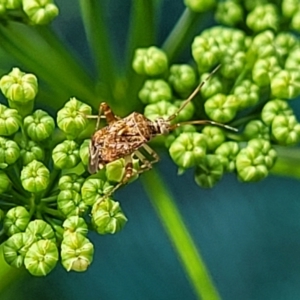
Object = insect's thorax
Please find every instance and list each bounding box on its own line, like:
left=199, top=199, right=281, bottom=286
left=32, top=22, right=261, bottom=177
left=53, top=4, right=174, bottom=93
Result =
left=91, top=112, right=170, bottom=164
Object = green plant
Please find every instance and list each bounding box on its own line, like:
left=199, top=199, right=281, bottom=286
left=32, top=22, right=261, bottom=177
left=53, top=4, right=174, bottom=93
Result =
left=0, top=0, right=299, bottom=299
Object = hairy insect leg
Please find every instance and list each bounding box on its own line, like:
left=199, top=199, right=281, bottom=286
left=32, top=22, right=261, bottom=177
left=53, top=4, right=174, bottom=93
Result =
left=85, top=102, right=120, bottom=130
left=134, top=144, right=160, bottom=174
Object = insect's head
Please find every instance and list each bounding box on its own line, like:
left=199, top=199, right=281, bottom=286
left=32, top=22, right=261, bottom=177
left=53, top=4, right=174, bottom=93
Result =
left=153, top=117, right=170, bottom=135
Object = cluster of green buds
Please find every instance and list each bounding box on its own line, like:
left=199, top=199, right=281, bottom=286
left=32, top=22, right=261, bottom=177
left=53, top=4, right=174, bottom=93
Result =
left=213, top=0, right=300, bottom=33
left=132, top=25, right=300, bottom=188
left=0, top=0, right=59, bottom=25
left=0, top=68, right=128, bottom=276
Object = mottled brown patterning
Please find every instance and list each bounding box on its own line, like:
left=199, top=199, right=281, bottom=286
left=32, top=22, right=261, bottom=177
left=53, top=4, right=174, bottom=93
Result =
left=86, top=64, right=237, bottom=200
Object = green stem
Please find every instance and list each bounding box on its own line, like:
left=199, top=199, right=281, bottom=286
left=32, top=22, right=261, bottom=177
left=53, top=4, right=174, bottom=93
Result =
left=41, top=195, right=58, bottom=203
left=41, top=168, right=61, bottom=199
left=33, top=26, right=94, bottom=91
left=5, top=166, right=28, bottom=198
left=271, top=146, right=300, bottom=179
left=10, top=189, right=29, bottom=205
left=162, top=8, right=207, bottom=62
left=141, top=169, right=220, bottom=300
left=0, top=22, right=95, bottom=108
left=122, top=0, right=156, bottom=113
left=42, top=206, right=64, bottom=219
left=78, top=0, right=116, bottom=103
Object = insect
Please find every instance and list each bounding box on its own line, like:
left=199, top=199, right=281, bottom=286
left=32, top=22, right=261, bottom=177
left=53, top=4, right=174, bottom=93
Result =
left=86, top=65, right=237, bottom=199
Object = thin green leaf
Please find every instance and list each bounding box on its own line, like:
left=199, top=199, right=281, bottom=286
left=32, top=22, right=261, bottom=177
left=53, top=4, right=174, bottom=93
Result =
left=79, top=0, right=116, bottom=103
left=142, top=169, right=221, bottom=300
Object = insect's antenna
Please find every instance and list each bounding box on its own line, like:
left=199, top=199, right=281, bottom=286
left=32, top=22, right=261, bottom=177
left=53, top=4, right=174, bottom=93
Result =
left=167, top=64, right=222, bottom=122
left=170, top=120, right=238, bottom=132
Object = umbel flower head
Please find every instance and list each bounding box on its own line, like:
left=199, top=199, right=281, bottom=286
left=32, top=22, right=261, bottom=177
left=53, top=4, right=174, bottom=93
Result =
left=0, top=0, right=300, bottom=278
left=0, top=66, right=129, bottom=276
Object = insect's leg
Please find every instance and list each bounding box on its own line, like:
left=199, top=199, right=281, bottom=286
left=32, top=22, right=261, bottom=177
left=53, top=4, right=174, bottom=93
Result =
left=85, top=102, right=120, bottom=130
left=133, top=144, right=160, bottom=174
left=101, top=155, right=134, bottom=200
left=99, top=102, right=120, bottom=124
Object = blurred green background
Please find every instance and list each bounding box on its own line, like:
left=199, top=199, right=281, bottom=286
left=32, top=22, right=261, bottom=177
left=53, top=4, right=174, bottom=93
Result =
left=1, top=1, right=300, bottom=299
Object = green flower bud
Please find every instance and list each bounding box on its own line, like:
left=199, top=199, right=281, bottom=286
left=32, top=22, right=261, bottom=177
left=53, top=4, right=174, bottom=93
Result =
left=21, top=160, right=49, bottom=192
left=215, top=141, right=240, bottom=172
left=274, top=33, right=298, bottom=59
left=57, top=98, right=92, bottom=140
left=4, top=206, right=30, bottom=236
left=204, top=94, right=238, bottom=123
left=285, top=48, right=300, bottom=70
left=0, top=68, right=37, bottom=116
left=202, top=126, right=225, bottom=151
left=168, top=64, right=196, bottom=96
left=63, top=216, right=88, bottom=237
left=234, top=80, right=260, bottom=109
left=165, top=124, right=196, bottom=148
left=184, top=0, right=216, bottom=12
left=248, top=138, right=277, bottom=169
left=52, top=140, right=80, bottom=169
left=191, top=36, right=221, bottom=72
left=3, top=232, right=30, bottom=268
left=194, top=155, right=223, bottom=188
left=24, top=239, right=58, bottom=276
left=199, top=71, right=223, bottom=99
left=106, top=158, right=139, bottom=183
left=58, top=174, right=85, bottom=193
left=169, top=132, right=207, bottom=169
left=270, top=70, right=300, bottom=99
left=92, top=198, right=127, bottom=235
left=139, top=79, right=172, bottom=104
left=6, top=0, right=21, bottom=9
left=221, top=49, right=245, bottom=79
left=0, top=170, right=11, bottom=194
left=236, top=139, right=276, bottom=182
left=252, top=57, right=281, bottom=87
left=18, top=140, right=45, bottom=166
left=79, top=139, right=90, bottom=166
left=132, top=46, right=168, bottom=76
left=173, top=99, right=195, bottom=122
left=291, top=10, right=300, bottom=31
left=24, top=110, right=55, bottom=142
left=282, top=0, right=299, bottom=18
left=261, top=99, right=293, bottom=126
left=272, top=115, right=300, bottom=146
left=144, top=100, right=177, bottom=121
left=202, top=27, right=246, bottom=51
left=215, top=1, right=243, bottom=26
left=57, top=190, right=87, bottom=217
left=25, top=219, right=56, bottom=242
left=0, top=104, right=21, bottom=136
left=246, top=4, right=279, bottom=32
left=22, top=0, right=59, bottom=25
left=0, top=1, right=6, bottom=16
left=249, top=31, right=277, bottom=59
left=81, top=178, right=114, bottom=206
left=0, top=137, right=20, bottom=169
left=236, top=148, right=268, bottom=181
left=243, top=120, right=270, bottom=140
left=61, top=233, right=94, bottom=272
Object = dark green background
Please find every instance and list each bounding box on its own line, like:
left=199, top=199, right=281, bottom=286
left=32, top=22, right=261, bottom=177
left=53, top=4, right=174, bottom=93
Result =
left=3, top=1, right=300, bottom=299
